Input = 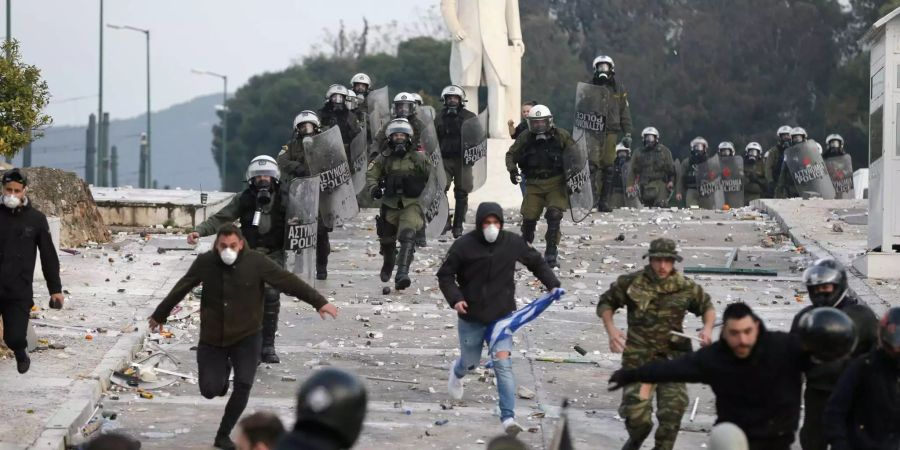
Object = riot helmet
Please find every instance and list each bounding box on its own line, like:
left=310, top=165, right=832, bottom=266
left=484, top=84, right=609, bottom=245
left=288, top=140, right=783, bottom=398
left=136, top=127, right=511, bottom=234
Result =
left=345, top=90, right=359, bottom=111
left=410, top=92, right=423, bottom=106
left=879, top=307, right=900, bottom=364
left=293, top=110, right=321, bottom=136
left=790, top=127, right=808, bottom=144
left=797, top=307, right=858, bottom=362
left=384, top=118, right=414, bottom=156
left=526, top=105, right=554, bottom=135
left=777, top=125, right=793, bottom=145
left=690, top=137, right=709, bottom=156
left=803, top=257, right=850, bottom=308
left=718, top=141, right=735, bottom=157
left=615, top=142, right=631, bottom=159
left=825, top=134, right=844, bottom=154
left=641, top=126, right=659, bottom=148
left=745, top=142, right=763, bottom=162
left=440, top=85, right=466, bottom=110
left=325, top=84, right=350, bottom=111
left=246, top=155, right=279, bottom=206
left=294, top=368, right=367, bottom=449
left=392, top=92, right=416, bottom=119
left=350, top=73, right=371, bottom=96
left=592, top=55, right=615, bottom=83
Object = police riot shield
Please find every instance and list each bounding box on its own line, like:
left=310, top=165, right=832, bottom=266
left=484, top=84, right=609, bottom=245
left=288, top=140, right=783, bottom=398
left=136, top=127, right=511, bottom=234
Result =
left=720, top=155, right=745, bottom=207
left=696, top=155, right=726, bottom=210
left=825, top=154, right=855, bottom=199
left=784, top=141, right=836, bottom=199
left=566, top=138, right=595, bottom=222
left=420, top=105, right=436, bottom=122
left=620, top=159, right=642, bottom=208
left=284, top=176, right=319, bottom=284
left=419, top=169, right=450, bottom=239
left=349, top=127, right=368, bottom=195
left=305, top=126, right=360, bottom=228
left=456, top=111, right=489, bottom=193
left=366, top=86, right=390, bottom=140
left=421, top=119, right=448, bottom=190
left=572, top=82, right=608, bottom=155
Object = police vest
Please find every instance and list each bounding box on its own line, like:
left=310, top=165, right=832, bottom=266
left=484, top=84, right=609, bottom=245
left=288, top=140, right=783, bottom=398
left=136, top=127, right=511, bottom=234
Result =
left=519, top=136, right=565, bottom=177
left=238, top=188, right=285, bottom=251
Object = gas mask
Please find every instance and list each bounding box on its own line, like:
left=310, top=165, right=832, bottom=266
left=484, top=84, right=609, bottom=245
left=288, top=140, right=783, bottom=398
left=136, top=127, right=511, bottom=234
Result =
left=394, top=103, right=412, bottom=119
left=593, top=64, right=612, bottom=84
left=643, top=135, right=658, bottom=148
left=791, top=135, right=805, bottom=145
left=296, top=122, right=315, bottom=137
left=330, top=94, right=345, bottom=111
left=251, top=178, right=273, bottom=206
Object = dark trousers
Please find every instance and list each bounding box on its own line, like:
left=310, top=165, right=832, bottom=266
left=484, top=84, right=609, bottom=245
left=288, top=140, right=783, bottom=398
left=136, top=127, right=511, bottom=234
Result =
left=197, top=333, right=262, bottom=438
left=0, top=298, right=33, bottom=353
left=749, top=436, right=793, bottom=450
left=799, top=388, right=829, bottom=450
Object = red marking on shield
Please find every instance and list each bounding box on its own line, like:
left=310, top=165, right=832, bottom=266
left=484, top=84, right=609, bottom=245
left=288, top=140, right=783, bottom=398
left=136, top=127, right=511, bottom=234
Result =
left=708, top=171, right=716, bottom=181
left=803, top=157, right=811, bottom=166
left=722, top=167, right=731, bottom=178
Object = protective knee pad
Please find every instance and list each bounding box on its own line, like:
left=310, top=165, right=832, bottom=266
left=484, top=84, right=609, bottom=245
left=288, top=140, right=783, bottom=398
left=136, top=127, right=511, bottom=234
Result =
left=544, top=207, right=564, bottom=223
left=264, top=286, right=280, bottom=309
left=454, top=189, right=468, bottom=200
left=398, top=228, right=416, bottom=244
left=521, top=219, right=537, bottom=243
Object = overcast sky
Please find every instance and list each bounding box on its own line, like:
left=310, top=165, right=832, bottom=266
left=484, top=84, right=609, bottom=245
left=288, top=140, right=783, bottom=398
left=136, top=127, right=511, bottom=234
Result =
left=4, top=0, right=440, bottom=126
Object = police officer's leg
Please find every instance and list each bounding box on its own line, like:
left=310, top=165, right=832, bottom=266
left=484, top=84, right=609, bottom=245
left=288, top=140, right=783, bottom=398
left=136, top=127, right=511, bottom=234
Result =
left=1, top=299, right=32, bottom=373
left=599, top=166, right=617, bottom=211
left=686, top=188, right=700, bottom=208
left=596, top=133, right=619, bottom=211
left=377, top=207, right=399, bottom=283
left=260, top=284, right=281, bottom=364
left=652, top=382, right=689, bottom=450
left=799, top=388, right=829, bottom=450
left=316, top=219, right=331, bottom=280
left=452, top=188, right=468, bottom=238
left=543, top=183, right=569, bottom=268
left=619, top=382, right=655, bottom=450
left=394, top=205, right=424, bottom=290
left=519, top=180, right=544, bottom=244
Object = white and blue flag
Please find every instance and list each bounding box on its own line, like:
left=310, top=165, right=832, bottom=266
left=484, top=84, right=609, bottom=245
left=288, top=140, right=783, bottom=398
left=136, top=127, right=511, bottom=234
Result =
left=484, top=288, right=565, bottom=353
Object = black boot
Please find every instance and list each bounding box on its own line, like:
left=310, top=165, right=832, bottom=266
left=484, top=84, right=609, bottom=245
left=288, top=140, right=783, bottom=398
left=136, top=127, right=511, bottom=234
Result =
left=394, top=230, right=416, bottom=291
left=544, top=208, right=563, bottom=268
left=597, top=167, right=615, bottom=212
left=415, top=226, right=427, bottom=248
left=521, top=219, right=537, bottom=244
left=260, top=287, right=280, bottom=364
left=316, top=225, right=330, bottom=280
left=380, top=242, right=397, bottom=282
left=452, top=191, right=468, bottom=238
left=214, top=433, right=236, bottom=450
left=14, top=350, right=30, bottom=374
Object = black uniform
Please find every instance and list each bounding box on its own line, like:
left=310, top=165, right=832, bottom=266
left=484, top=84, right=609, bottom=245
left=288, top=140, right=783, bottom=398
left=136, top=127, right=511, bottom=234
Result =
left=435, top=107, right=478, bottom=236
left=318, top=103, right=361, bottom=151
left=0, top=200, right=62, bottom=354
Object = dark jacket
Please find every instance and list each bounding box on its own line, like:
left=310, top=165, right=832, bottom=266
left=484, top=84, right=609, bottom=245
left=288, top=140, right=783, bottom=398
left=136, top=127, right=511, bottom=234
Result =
left=0, top=200, right=62, bottom=302
left=151, top=248, right=328, bottom=347
left=629, top=325, right=813, bottom=441
left=434, top=107, right=476, bottom=158
left=823, top=348, right=900, bottom=450
left=437, top=202, right=560, bottom=324
left=276, top=430, right=342, bottom=450
left=318, top=103, right=361, bottom=147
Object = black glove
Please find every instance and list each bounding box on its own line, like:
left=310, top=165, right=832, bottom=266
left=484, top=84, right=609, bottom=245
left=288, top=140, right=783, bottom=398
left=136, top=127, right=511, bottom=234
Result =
left=371, top=185, right=383, bottom=200
left=509, top=171, right=521, bottom=185
left=607, top=368, right=638, bottom=391
left=621, top=134, right=632, bottom=149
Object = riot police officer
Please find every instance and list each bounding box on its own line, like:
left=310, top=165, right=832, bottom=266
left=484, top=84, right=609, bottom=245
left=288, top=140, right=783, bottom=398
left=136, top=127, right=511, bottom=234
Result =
left=589, top=55, right=633, bottom=212
left=276, top=368, right=367, bottom=450
left=277, top=111, right=333, bottom=281
left=676, top=137, right=709, bottom=207
left=775, top=127, right=809, bottom=198
left=318, top=84, right=361, bottom=153
left=435, top=85, right=478, bottom=238
left=765, top=125, right=793, bottom=197
left=823, top=134, right=844, bottom=158
left=608, top=143, right=633, bottom=209
left=373, top=92, right=428, bottom=152
left=627, top=127, right=675, bottom=208
left=505, top=105, right=576, bottom=268
left=187, top=156, right=287, bottom=364
left=366, top=119, right=432, bottom=290
left=743, top=142, right=767, bottom=204
left=349, top=72, right=372, bottom=111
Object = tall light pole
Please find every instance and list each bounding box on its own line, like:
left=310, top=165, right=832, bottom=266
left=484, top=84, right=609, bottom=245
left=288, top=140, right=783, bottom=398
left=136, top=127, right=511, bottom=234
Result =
left=192, top=69, right=228, bottom=190
left=5, top=0, right=12, bottom=163
left=108, top=23, right=151, bottom=187
left=97, top=0, right=104, bottom=185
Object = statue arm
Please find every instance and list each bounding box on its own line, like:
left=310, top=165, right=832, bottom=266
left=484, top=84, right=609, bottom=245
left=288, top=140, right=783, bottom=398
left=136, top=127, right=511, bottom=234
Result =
left=440, top=0, right=466, bottom=41
left=507, top=0, right=525, bottom=55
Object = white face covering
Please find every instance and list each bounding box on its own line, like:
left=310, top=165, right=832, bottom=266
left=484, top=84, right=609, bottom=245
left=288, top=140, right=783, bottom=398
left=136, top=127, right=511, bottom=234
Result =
left=2, top=194, right=22, bottom=209
left=220, top=248, right=238, bottom=266
left=483, top=224, right=500, bottom=243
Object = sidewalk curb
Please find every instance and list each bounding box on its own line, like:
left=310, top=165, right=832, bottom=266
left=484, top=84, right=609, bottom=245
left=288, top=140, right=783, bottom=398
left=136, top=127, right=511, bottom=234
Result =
left=752, top=199, right=892, bottom=314
left=28, top=319, right=150, bottom=450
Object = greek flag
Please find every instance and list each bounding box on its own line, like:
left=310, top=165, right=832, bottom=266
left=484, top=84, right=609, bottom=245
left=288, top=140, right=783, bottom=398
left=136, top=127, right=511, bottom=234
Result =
left=484, top=288, right=565, bottom=353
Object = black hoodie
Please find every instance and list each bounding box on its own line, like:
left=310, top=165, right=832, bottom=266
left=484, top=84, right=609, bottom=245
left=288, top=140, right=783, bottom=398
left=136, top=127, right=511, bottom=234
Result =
left=437, top=202, right=560, bottom=324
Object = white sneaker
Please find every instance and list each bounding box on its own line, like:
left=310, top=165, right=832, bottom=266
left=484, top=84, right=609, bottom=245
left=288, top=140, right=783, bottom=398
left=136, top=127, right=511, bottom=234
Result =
left=502, top=418, right=524, bottom=437
left=447, top=361, right=464, bottom=400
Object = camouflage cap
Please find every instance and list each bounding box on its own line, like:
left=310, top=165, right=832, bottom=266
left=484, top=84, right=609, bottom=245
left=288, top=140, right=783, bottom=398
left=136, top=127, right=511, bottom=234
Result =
left=643, top=238, right=683, bottom=262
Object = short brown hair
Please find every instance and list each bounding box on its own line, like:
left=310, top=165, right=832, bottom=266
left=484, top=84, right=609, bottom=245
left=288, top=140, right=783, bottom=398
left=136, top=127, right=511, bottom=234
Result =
left=216, top=223, right=244, bottom=242
left=239, top=412, right=285, bottom=448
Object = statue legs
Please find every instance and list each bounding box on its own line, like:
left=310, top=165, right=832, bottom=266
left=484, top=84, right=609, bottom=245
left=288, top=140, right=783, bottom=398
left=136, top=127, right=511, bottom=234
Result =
left=461, top=57, right=510, bottom=138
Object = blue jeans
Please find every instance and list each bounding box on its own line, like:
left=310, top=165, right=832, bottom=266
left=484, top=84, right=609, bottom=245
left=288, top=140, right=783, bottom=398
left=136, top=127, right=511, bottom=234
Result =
left=453, top=317, right=516, bottom=421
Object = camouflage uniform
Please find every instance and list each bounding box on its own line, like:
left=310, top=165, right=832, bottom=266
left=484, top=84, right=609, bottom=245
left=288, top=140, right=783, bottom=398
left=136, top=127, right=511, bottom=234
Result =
left=277, top=136, right=332, bottom=279
left=505, top=128, right=575, bottom=266
left=597, top=238, right=714, bottom=450
left=589, top=80, right=633, bottom=207
left=742, top=157, right=767, bottom=204
left=627, top=144, right=676, bottom=207
left=676, top=157, right=701, bottom=208
left=365, top=143, right=431, bottom=289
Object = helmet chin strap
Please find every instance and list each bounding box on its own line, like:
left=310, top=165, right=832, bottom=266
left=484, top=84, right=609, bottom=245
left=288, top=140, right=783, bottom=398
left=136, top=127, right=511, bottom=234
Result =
left=832, top=290, right=848, bottom=308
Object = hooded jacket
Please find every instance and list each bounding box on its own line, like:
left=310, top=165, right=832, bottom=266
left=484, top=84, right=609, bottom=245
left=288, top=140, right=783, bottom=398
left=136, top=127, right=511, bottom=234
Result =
left=0, top=199, right=62, bottom=302
left=437, top=202, right=560, bottom=324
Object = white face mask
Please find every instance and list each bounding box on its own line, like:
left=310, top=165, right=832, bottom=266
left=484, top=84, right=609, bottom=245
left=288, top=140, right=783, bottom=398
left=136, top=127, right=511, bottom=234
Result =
left=3, top=194, right=22, bottom=209
left=483, top=224, right=500, bottom=243
left=220, top=248, right=239, bottom=266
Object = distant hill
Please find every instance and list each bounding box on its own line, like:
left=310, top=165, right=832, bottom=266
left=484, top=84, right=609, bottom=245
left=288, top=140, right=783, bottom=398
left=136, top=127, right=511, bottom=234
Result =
left=9, top=93, right=223, bottom=190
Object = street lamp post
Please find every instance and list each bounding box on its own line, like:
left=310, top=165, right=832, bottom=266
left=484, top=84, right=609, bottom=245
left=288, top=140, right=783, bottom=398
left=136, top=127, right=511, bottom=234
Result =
left=192, top=69, right=228, bottom=190
left=108, top=23, right=151, bottom=187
